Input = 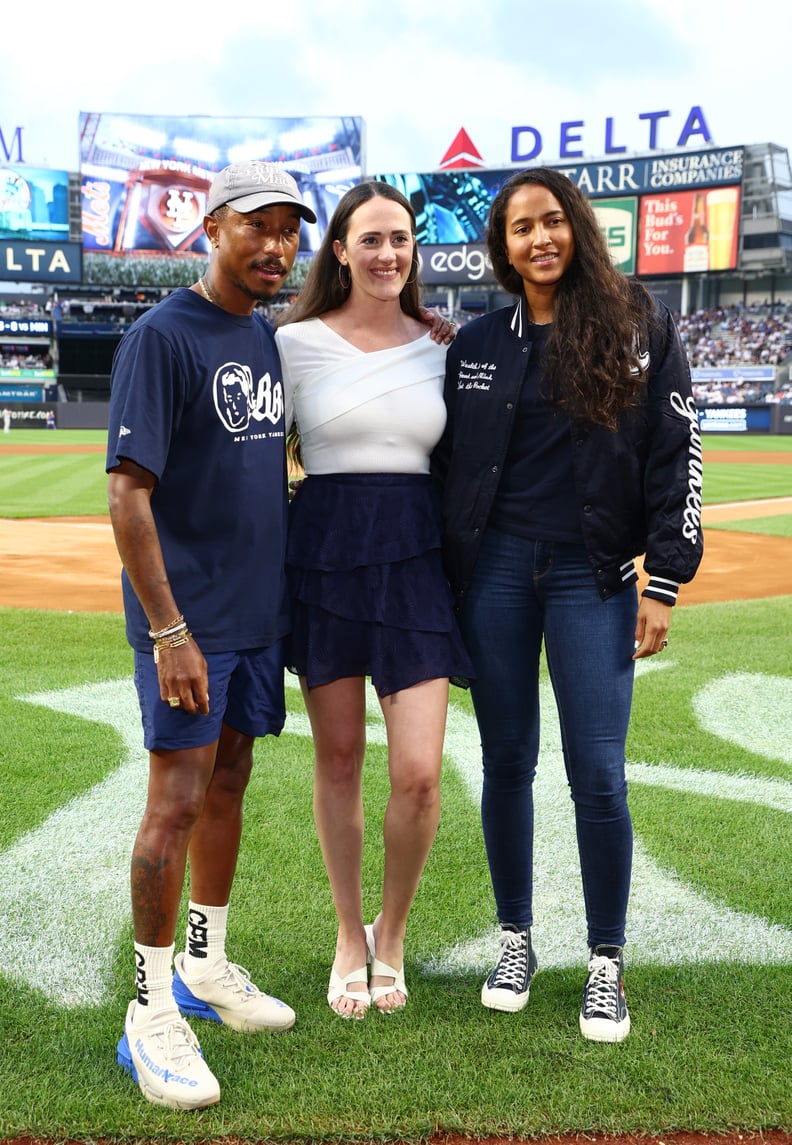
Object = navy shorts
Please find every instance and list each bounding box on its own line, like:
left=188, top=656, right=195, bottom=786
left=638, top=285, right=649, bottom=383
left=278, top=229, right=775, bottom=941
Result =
left=133, top=640, right=286, bottom=752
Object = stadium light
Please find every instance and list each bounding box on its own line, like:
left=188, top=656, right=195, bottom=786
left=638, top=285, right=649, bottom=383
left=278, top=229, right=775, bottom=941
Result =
left=227, top=141, right=275, bottom=163
left=102, top=119, right=167, bottom=151
left=279, top=126, right=335, bottom=153
left=172, top=138, right=220, bottom=163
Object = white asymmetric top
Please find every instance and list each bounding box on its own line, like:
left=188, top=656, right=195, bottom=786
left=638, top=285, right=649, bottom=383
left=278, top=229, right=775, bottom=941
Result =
left=275, top=317, right=448, bottom=475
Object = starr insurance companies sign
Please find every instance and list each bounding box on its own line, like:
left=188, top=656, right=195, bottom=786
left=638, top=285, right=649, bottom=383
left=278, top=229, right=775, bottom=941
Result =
left=378, top=103, right=743, bottom=285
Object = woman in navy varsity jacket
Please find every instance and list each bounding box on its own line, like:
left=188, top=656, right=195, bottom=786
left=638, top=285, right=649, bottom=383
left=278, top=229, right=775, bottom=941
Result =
left=432, top=167, right=703, bottom=1043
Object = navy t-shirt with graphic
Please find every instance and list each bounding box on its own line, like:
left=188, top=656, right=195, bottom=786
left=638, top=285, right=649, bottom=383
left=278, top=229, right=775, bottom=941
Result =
left=106, top=288, right=289, bottom=653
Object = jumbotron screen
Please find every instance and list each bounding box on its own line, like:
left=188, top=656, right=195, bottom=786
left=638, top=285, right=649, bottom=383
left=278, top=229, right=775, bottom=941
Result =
left=79, top=112, right=364, bottom=257
left=0, top=166, right=71, bottom=242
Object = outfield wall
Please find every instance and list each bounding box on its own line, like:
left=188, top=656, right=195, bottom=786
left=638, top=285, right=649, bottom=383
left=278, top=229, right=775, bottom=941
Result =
left=773, top=404, right=792, bottom=433
left=2, top=402, right=108, bottom=430
left=53, top=402, right=108, bottom=430
left=3, top=401, right=792, bottom=434
left=696, top=404, right=792, bottom=434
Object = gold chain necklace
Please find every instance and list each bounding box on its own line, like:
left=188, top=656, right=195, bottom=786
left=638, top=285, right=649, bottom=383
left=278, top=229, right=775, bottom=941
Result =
left=198, top=275, right=219, bottom=305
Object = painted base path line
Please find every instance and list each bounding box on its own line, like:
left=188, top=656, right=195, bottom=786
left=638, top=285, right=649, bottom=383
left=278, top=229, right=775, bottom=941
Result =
left=2, top=667, right=791, bottom=1008
left=701, top=494, right=792, bottom=520
left=1, top=680, right=146, bottom=1006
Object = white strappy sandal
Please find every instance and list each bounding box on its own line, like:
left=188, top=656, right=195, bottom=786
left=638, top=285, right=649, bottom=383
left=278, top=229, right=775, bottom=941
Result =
left=365, top=925, right=407, bottom=1012
left=369, top=957, right=408, bottom=1012
left=327, top=965, right=369, bottom=1019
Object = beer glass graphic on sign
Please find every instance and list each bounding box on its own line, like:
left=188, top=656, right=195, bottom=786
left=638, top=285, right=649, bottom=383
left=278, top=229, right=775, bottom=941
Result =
left=706, top=187, right=739, bottom=270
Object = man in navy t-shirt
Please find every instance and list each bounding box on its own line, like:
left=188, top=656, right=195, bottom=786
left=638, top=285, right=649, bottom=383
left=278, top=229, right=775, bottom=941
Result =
left=107, top=161, right=316, bottom=1111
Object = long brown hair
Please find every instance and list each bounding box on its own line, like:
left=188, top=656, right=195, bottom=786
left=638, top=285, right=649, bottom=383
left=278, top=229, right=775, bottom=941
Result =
left=278, top=181, right=423, bottom=326
left=488, top=166, right=655, bottom=429
left=279, top=181, right=423, bottom=469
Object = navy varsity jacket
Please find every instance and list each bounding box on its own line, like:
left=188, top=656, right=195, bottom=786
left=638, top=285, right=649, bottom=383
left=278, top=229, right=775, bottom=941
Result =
left=432, top=293, right=704, bottom=609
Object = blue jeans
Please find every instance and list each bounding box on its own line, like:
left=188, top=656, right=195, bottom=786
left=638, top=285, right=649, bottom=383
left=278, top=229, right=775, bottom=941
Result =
left=459, top=529, right=636, bottom=947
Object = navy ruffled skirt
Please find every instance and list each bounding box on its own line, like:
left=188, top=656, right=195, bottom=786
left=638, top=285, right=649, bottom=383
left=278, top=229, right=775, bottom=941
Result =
left=286, top=474, right=473, bottom=696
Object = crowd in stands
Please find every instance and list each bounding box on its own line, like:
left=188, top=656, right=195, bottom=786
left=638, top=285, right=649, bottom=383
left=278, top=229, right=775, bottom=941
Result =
left=692, top=377, right=792, bottom=405
left=0, top=348, right=53, bottom=370
left=2, top=296, right=792, bottom=402
left=678, top=302, right=792, bottom=367
left=677, top=303, right=792, bottom=405
left=0, top=299, right=48, bottom=319
left=691, top=377, right=792, bottom=404
left=0, top=293, right=165, bottom=323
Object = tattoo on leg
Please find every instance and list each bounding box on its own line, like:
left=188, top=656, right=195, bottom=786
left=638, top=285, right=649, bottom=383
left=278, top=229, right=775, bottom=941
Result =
left=131, top=852, right=171, bottom=945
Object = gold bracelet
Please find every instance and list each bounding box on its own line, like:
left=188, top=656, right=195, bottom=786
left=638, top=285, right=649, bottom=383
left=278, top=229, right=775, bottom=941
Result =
left=148, top=614, right=185, bottom=640
left=153, top=631, right=192, bottom=663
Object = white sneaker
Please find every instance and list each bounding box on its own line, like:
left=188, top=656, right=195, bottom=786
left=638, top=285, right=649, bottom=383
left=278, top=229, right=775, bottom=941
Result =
left=117, top=1001, right=220, bottom=1110
left=173, top=953, right=296, bottom=1032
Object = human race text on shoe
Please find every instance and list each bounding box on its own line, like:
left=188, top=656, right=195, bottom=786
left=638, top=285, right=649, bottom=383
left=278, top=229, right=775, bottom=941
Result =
left=133, top=1035, right=199, bottom=1088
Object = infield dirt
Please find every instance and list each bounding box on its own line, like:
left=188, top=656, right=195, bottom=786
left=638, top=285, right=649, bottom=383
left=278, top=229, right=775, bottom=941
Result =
left=2, top=442, right=791, bottom=611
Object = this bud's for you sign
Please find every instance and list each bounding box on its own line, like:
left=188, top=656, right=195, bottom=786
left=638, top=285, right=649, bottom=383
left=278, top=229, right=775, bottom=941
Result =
left=637, top=186, right=740, bottom=275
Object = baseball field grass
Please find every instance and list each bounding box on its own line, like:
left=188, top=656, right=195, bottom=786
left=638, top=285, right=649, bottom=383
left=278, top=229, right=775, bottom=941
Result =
left=2, top=429, right=792, bottom=516
left=0, top=431, right=790, bottom=1142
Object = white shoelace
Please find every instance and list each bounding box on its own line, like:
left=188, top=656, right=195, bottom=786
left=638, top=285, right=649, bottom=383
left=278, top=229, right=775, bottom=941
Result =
left=211, top=960, right=259, bottom=999
left=583, top=953, right=621, bottom=1017
left=491, top=930, right=528, bottom=988
left=148, top=1016, right=204, bottom=1069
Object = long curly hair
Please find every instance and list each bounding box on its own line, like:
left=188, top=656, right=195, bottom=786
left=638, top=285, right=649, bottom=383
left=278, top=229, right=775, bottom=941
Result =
left=488, top=166, right=656, bottom=429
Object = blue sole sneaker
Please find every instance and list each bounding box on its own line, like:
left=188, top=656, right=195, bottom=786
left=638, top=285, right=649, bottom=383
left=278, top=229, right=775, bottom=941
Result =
left=172, top=953, right=296, bottom=1032
left=117, top=1001, right=220, bottom=1109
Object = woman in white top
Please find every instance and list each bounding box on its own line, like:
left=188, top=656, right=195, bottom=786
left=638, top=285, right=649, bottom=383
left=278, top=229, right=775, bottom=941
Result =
left=276, top=183, right=472, bottom=1018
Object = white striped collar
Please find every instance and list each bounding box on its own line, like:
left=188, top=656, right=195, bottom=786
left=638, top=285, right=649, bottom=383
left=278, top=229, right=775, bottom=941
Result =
left=509, top=294, right=528, bottom=340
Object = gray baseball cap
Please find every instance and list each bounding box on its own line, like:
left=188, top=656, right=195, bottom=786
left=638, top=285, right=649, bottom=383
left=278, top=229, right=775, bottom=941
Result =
left=207, top=161, right=317, bottom=222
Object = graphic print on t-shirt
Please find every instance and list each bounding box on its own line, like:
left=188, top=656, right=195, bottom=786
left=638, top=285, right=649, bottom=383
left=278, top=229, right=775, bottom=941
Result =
left=213, top=360, right=284, bottom=432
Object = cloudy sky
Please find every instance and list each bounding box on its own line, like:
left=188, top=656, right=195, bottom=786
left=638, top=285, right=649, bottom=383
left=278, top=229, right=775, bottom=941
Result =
left=2, top=0, right=789, bottom=175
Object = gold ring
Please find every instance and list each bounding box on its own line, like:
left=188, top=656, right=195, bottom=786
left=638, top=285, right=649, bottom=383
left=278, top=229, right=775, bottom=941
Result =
left=168, top=696, right=181, bottom=708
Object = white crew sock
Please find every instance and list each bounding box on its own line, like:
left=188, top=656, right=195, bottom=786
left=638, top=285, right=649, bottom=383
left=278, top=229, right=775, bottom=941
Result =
left=131, top=942, right=176, bottom=1024
left=181, top=901, right=229, bottom=978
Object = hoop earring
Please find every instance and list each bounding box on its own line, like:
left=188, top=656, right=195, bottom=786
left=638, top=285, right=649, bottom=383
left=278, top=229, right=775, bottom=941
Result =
left=338, top=263, right=351, bottom=290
